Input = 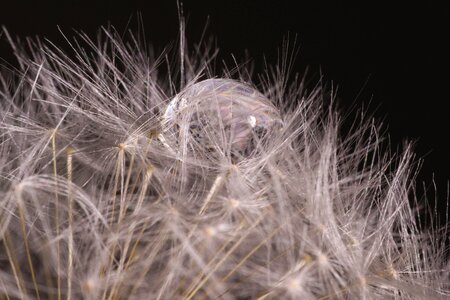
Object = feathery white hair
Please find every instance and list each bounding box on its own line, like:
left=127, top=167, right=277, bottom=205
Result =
left=0, top=25, right=448, bottom=300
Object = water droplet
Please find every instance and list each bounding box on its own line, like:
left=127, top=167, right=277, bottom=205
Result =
left=162, top=78, right=282, bottom=160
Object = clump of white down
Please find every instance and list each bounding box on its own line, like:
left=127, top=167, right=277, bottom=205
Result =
left=0, top=27, right=448, bottom=299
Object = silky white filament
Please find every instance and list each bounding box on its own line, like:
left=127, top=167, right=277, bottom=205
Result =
left=0, top=26, right=447, bottom=300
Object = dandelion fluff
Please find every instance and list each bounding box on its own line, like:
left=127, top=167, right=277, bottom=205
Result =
left=0, top=24, right=448, bottom=300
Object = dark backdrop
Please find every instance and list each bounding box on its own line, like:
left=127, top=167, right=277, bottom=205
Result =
left=1, top=1, right=449, bottom=215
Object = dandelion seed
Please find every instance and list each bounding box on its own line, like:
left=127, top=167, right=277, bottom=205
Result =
left=228, top=197, right=240, bottom=209
left=316, top=251, right=329, bottom=267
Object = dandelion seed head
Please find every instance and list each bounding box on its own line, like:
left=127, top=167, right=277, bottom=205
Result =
left=227, top=197, right=240, bottom=209
left=316, top=251, right=329, bottom=267
left=116, top=143, right=127, bottom=151
left=81, top=277, right=99, bottom=295
left=358, top=275, right=367, bottom=288
left=387, top=264, right=399, bottom=280
left=14, top=182, right=23, bottom=192
left=285, top=276, right=303, bottom=293
left=203, top=225, right=217, bottom=237
left=0, top=23, right=448, bottom=300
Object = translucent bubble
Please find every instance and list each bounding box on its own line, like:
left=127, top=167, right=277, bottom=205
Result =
left=162, top=79, right=283, bottom=160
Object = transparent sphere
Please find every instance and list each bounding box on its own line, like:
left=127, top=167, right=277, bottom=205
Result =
left=162, top=79, right=283, bottom=160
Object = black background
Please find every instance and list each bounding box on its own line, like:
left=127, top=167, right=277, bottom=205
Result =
left=1, top=1, right=449, bottom=214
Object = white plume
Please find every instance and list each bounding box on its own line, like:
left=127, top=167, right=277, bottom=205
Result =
left=0, top=25, right=448, bottom=300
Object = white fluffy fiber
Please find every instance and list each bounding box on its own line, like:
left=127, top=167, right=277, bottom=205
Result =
left=0, top=25, right=448, bottom=300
